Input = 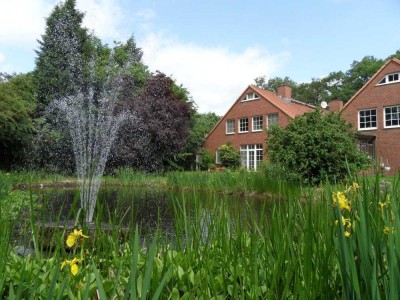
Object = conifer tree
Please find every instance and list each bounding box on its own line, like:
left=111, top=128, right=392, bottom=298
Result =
left=34, top=0, right=90, bottom=114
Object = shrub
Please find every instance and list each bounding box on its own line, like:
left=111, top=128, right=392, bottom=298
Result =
left=266, top=110, right=370, bottom=185
left=199, top=149, right=215, bottom=170
left=218, top=144, right=241, bottom=169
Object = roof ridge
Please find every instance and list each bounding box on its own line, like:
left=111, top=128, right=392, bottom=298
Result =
left=251, top=85, right=316, bottom=108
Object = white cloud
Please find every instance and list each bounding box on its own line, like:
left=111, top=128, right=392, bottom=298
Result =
left=0, top=0, right=128, bottom=46
left=141, top=33, right=289, bottom=115
left=77, top=0, right=126, bottom=41
left=0, top=0, right=54, bottom=47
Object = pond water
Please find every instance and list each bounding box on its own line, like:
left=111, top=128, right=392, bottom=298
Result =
left=33, top=186, right=273, bottom=239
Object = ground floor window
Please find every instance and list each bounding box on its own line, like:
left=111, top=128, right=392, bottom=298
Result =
left=240, top=144, right=263, bottom=170
left=356, top=134, right=375, bottom=160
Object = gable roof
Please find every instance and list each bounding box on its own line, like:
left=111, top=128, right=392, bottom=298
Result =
left=205, top=85, right=315, bottom=138
left=250, top=85, right=315, bottom=118
left=342, top=57, right=400, bottom=110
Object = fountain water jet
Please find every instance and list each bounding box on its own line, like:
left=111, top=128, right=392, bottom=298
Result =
left=51, top=71, right=132, bottom=223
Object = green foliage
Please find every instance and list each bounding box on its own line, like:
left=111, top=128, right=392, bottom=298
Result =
left=199, top=149, right=215, bottom=170
left=0, top=73, right=37, bottom=169
left=346, top=56, right=384, bottom=88
left=218, top=144, right=241, bottom=169
left=254, top=76, right=297, bottom=93
left=182, top=112, right=220, bottom=170
left=266, top=110, right=370, bottom=185
left=34, top=0, right=91, bottom=110
left=2, top=173, right=400, bottom=298
left=254, top=51, right=400, bottom=105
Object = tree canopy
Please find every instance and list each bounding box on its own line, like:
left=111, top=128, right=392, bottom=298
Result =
left=111, top=72, right=194, bottom=172
left=0, top=73, right=37, bottom=169
left=255, top=51, right=400, bottom=106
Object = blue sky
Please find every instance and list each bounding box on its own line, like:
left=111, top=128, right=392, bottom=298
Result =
left=1, top=0, right=399, bottom=114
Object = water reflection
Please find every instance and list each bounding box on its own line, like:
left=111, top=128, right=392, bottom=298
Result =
left=35, top=187, right=273, bottom=238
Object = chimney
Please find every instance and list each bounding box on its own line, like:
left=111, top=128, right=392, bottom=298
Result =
left=277, top=85, right=292, bottom=99
left=329, top=99, right=343, bottom=112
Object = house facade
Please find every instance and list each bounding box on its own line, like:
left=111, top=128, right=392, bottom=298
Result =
left=203, top=85, right=315, bottom=170
left=341, top=57, right=400, bottom=175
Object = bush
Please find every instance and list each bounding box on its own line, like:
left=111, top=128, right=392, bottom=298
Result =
left=199, top=149, right=215, bottom=170
left=218, top=144, right=241, bottom=169
left=266, top=110, right=370, bottom=185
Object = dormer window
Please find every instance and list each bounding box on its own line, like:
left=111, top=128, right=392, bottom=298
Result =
left=377, top=72, right=400, bottom=85
left=242, top=92, right=259, bottom=102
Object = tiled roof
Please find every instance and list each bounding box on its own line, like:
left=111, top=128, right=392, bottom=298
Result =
left=342, top=57, right=400, bottom=110
left=250, top=85, right=316, bottom=118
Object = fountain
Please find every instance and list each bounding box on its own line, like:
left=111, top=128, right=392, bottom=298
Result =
left=50, top=66, right=132, bottom=223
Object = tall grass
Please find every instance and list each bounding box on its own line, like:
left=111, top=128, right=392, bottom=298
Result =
left=104, top=168, right=166, bottom=188
left=1, top=172, right=399, bottom=298
left=167, top=167, right=300, bottom=198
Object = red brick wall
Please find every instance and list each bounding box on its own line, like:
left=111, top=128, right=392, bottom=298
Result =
left=203, top=87, right=291, bottom=158
left=341, top=60, right=400, bottom=175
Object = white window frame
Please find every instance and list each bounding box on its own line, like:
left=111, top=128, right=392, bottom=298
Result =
left=240, top=144, right=263, bottom=171
left=266, top=113, right=279, bottom=129
left=252, top=116, right=263, bottom=132
left=226, top=119, right=235, bottom=134
left=377, top=72, right=400, bottom=86
left=384, top=105, right=400, bottom=128
left=238, top=118, right=249, bottom=133
left=241, top=92, right=260, bottom=102
left=358, top=108, right=377, bottom=130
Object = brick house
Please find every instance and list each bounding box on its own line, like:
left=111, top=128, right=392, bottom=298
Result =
left=340, top=57, right=400, bottom=175
left=203, top=85, right=315, bottom=170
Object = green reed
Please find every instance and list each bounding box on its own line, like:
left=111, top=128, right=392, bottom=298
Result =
left=1, top=171, right=399, bottom=298
left=167, top=168, right=300, bottom=198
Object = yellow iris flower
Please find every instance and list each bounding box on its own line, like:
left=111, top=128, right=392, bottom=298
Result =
left=66, top=229, right=89, bottom=248
left=61, top=257, right=82, bottom=276
left=337, top=192, right=351, bottom=211
left=383, top=226, right=395, bottom=235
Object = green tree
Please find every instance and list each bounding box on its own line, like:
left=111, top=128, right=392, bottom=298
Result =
left=295, top=78, right=330, bottom=106
left=218, top=144, right=241, bottom=169
left=34, top=0, right=92, bottom=112
left=342, top=56, right=384, bottom=100
left=254, top=76, right=297, bottom=93
left=32, top=0, right=96, bottom=172
left=255, top=54, right=394, bottom=105
left=266, top=110, right=370, bottom=185
left=0, top=73, right=37, bottom=169
left=179, top=112, right=220, bottom=170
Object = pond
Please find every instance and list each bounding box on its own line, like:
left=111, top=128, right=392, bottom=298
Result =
left=32, top=186, right=274, bottom=241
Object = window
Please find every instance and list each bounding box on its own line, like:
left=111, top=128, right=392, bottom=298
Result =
left=384, top=105, right=400, bottom=128
left=357, top=135, right=375, bottom=160
left=226, top=119, right=235, bottom=134
left=267, top=113, right=278, bottom=129
left=242, top=92, right=259, bottom=102
left=377, top=72, right=400, bottom=85
left=358, top=109, right=377, bottom=130
left=252, top=116, right=263, bottom=131
left=215, top=150, right=221, bottom=164
left=239, top=118, right=249, bottom=133
left=240, top=144, right=263, bottom=170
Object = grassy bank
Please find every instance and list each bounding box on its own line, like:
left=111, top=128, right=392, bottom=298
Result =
left=1, top=170, right=400, bottom=298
